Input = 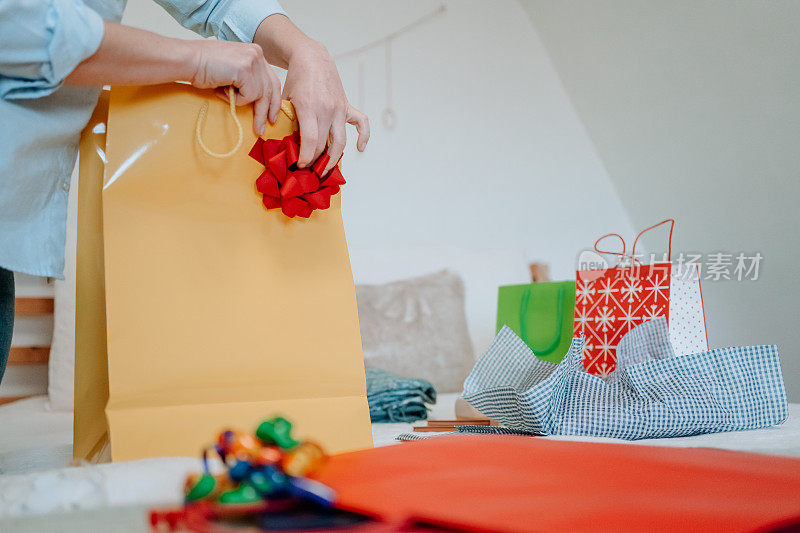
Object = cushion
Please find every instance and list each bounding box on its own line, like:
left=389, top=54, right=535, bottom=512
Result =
left=356, top=270, right=474, bottom=393
left=348, top=244, right=530, bottom=360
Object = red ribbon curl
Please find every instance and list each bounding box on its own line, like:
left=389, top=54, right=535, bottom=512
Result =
left=248, top=132, right=346, bottom=218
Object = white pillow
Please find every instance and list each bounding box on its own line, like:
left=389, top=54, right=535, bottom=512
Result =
left=356, top=270, right=474, bottom=393
left=349, top=244, right=530, bottom=358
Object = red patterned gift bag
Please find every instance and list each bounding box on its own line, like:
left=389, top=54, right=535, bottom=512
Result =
left=574, top=219, right=708, bottom=376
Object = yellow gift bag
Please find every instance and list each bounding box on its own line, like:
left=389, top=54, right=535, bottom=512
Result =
left=74, top=84, right=372, bottom=462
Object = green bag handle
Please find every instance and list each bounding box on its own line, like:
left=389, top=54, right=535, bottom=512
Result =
left=519, top=284, right=566, bottom=356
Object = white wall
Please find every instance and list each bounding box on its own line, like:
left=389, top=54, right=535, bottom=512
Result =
left=118, top=0, right=635, bottom=354
left=521, top=0, right=800, bottom=400
left=281, top=0, right=634, bottom=277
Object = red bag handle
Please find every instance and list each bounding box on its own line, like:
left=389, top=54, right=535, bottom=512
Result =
left=593, top=233, right=642, bottom=267
left=631, top=218, right=674, bottom=263
left=593, top=219, right=675, bottom=267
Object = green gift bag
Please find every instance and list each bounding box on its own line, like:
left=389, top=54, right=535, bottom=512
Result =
left=496, top=281, right=576, bottom=364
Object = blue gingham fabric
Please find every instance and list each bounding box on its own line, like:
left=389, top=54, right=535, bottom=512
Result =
left=462, top=318, right=787, bottom=439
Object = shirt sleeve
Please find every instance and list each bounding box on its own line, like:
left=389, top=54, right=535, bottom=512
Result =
left=151, top=0, right=286, bottom=43
left=0, top=0, right=105, bottom=100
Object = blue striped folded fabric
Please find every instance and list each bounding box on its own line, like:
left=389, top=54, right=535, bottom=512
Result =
left=366, top=366, right=437, bottom=423
left=462, top=317, right=787, bottom=440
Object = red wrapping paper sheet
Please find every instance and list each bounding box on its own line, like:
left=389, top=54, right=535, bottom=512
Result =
left=314, top=436, right=800, bottom=533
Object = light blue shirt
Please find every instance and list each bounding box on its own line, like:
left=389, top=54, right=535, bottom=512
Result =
left=0, top=0, right=285, bottom=278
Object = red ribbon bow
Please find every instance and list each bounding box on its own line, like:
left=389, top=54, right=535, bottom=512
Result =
left=248, top=132, right=346, bottom=218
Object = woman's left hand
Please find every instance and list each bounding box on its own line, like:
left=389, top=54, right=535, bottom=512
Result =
left=282, top=42, right=370, bottom=174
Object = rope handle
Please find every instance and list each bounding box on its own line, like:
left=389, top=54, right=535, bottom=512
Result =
left=519, top=284, right=566, bottom=356
left=280, top=100, right=296, bottom=121
left=593, top=233, right=638, bottom=267
left=632, top=218, right=674, bottom=262
left=196, top=86, right=297, bottom=159
left=196, top=87, right=243, bottom=158
left=593, top=219, right=675, bottom=267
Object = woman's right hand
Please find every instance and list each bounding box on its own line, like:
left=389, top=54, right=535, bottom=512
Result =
left=188, top=40, right=282, bottom=136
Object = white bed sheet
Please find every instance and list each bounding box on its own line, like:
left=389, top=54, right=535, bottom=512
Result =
left=0, top=396, right=73, bottom=475
left=373, top=393, right=800, bottom=458
left=3, top=394, right=800, bottom=466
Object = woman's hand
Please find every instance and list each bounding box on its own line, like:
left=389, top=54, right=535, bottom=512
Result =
left=282, top=42, right=370, bottom=172
left=189, top=40, right=281, bottom=136
left=253, top=16, right=370, bottom=173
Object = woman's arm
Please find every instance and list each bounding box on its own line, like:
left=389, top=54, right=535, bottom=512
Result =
left=253, top=16, right=370, bottom=172
left=66, top=22, right=282, bottom=135
left=0, top=0, right=104, bottom=100
left=146, top=0, right=368, bottom=168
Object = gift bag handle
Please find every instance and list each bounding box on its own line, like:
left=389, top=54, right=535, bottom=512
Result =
left=631, top=218, right=674, bottom=262
left=593, top=233, right=638, bottom=267
left=519, top=284, right=566, bottom=356
left=593, top=219, right=675, bottom=266
left=196, top=87, right=243, bottom=158
left=195, top=86, right=297, bottom=159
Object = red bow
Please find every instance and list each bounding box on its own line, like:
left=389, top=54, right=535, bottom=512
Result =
left=248, top=132, right=346, bottom=218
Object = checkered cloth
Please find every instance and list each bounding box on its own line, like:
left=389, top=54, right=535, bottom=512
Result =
left=462, top=318, right=787, bottom=440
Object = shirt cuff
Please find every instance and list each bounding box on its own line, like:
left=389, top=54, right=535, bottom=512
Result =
left=2, top=0, right=104, bottom=100
left=217, top=0, right=286, bottom=43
